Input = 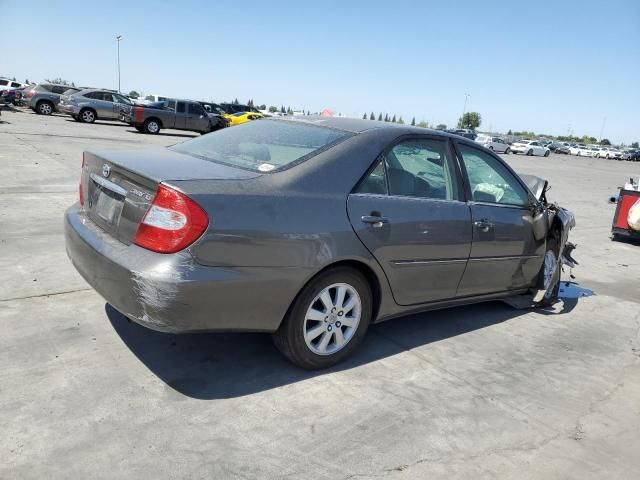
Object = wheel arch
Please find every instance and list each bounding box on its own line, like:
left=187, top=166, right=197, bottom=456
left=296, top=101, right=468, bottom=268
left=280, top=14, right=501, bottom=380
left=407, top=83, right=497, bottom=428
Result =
left=282, top=259, right=383, bottom=329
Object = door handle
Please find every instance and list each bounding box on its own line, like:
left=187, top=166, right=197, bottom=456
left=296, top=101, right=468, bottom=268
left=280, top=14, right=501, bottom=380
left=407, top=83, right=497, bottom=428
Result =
left=474, top=220, right=494, bottom=232
left=361, top=215, right=388, bottom=228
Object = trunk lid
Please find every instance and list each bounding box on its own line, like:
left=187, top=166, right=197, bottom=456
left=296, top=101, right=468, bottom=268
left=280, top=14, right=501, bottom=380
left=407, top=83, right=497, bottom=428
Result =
left=82, top=148, right=259, bottom=244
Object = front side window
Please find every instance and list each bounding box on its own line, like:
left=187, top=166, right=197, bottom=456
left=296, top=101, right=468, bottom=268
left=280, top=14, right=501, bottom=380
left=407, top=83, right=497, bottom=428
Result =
left=188, top=103, right=205, bottom=115
left=112, top=93, right=132, bottom=105
left=458, top=144, right=529, bottom=206
left=385, top=139, right=459, bottom=201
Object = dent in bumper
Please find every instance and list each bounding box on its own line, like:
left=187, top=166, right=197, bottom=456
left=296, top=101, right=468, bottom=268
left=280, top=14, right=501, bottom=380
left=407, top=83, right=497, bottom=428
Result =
left=64, top=205, right=306, bottom=333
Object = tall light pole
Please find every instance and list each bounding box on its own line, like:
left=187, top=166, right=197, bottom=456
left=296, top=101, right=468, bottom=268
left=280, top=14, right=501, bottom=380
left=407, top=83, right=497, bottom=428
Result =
left=461, top=93, right=470, bottom=128
left=116, top=35, right=123, bottom=93
left=599, top=117, right=606, bottom=143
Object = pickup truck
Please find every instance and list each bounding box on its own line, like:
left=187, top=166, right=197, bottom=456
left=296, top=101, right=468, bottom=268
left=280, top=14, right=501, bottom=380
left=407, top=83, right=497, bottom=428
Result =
left=119, top=99, right=227, bottom=135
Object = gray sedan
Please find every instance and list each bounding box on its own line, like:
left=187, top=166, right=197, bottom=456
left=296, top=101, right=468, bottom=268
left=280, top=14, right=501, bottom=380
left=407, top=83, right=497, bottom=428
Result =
left=65, top=118, right=576, bottom=369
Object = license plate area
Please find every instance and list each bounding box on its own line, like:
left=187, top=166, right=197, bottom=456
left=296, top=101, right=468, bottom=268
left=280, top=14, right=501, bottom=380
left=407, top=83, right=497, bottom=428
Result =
left=88, top=174, right=126, bottom=231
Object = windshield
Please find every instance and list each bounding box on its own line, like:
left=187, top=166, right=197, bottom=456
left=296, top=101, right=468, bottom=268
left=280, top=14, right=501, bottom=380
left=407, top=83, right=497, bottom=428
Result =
left=170, top=119, right=354, bottom=172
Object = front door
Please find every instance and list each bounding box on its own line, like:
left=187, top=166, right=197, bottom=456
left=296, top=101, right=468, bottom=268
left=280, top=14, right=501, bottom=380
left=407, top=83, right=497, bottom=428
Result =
left=186, top=102, right=210, bottom=133
left=347, top=137, right=472, bottom=306
left=454, top=143, right=545, bottom=296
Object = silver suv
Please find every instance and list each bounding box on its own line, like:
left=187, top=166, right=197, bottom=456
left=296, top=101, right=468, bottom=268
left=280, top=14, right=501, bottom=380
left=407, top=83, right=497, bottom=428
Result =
left=23, top=83, right=81, bottom=115
left=60, top=89, right=133, bottom=123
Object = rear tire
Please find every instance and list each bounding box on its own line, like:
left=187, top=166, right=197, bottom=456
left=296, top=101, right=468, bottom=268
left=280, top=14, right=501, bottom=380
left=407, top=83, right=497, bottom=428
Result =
left=36, top=100, right=54, bottom=115
left=272, top=267, right=372, bottom=369
left=79, top=108, right=96, bottom=124
left=144, top=118, right=161, bottom=134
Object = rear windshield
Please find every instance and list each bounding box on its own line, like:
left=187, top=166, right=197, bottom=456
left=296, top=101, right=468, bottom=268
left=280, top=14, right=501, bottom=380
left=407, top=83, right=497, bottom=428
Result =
left=170, top=119, right=353, bottom=172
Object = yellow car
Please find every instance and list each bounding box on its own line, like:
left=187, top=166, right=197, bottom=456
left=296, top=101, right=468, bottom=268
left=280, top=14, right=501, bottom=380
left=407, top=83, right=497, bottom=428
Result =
left=228, top=112, right=264, bottom=126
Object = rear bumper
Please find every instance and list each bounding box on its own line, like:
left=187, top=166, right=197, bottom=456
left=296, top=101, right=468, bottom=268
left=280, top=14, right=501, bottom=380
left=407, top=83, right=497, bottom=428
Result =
left=64, top=205, right=305, bottom=333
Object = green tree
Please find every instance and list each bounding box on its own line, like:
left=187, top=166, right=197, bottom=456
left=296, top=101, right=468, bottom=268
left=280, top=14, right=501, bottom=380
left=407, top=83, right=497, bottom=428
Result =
left=600, top=138, right=611, bottom=146
left=233, top=98, right=239, bottom=105
left=268, top=106, right=278, bottom=113
left=435, top=124, right=447, bottom=130
left=384, top=114, right=389, bottom=122
left=25, top=78, right=30, bottom=84
left=398, top=116, right=404, bottom=124
left=258, top=104, right=266, bottom=110
left=362, top=113, right=367, bottom=119
left=11, top=76, right=16, bottom=81
left=128, top=90, right=140, bottom=99
left=280, top=105, right=286, bottom=113
left=631, top=142, right=639, bottom=148
left=391, top=114, right=396, bottom=123
left=287, top=106, right=293, bottom=114
left=370, top=112, right=375, bottom=120
left=417, top=121, right=428, bottom=128
left=457, top=112, right=481, bottom=130
left=507, top=129, right=513, bottom=135
left=378, top=113, right=383, bottom=121
left=411, top=117, right=416, bottom=126
left=45, top=77, right=70, bottom=85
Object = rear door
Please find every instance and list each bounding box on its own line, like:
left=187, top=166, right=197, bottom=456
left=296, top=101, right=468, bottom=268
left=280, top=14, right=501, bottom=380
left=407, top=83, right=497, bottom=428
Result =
left=174, top=101, right=187, bottom=129
left=454, top=142, right=545, bottom=296
left=347, top=136, right=472, bottom=306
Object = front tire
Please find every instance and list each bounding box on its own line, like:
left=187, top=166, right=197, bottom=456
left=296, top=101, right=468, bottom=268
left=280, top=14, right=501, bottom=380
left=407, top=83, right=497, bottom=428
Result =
left=505, top=147, right=511, bottom=154
left=273, top=267, right=372, bottom=369
left=544, top=150, right=550, bottom=157
left=535, top=238, right=561, bottom=307
left=527, top=149, right=533, bottom=156
left=144, top=118, right=161, bottom=134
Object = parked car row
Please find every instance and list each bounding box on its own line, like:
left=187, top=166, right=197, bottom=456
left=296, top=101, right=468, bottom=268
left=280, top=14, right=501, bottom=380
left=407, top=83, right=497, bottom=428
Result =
left=7, top=80, right=268, bottom=135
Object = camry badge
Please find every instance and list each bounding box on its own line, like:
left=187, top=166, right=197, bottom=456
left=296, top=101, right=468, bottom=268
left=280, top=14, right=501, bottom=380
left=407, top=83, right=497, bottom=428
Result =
left=102, top=164, right=111, bottom=178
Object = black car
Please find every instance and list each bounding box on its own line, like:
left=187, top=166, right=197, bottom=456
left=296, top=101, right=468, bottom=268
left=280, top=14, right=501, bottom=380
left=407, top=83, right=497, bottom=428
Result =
left=555, top=146, right=570, bottom=154
left=0, top=88, right=20, bottom=105
left=622, top=150, right=640, bottom=161
left=220, top=102, right=261, bottom=114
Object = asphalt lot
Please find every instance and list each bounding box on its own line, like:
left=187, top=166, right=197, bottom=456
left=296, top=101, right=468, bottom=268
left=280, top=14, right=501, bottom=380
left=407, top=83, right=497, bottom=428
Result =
left=1, top=106, right=639, bottom=479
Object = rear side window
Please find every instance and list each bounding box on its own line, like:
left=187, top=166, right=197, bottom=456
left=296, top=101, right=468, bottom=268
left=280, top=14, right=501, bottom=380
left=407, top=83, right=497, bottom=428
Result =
left=170, top=119, right=353, bottom=172
left=51, top=85, right=68, bottom=94
left=11, top=82, right=21, bottom=88
left=177, top=102, right=186, bottom=113
left=0, top=80, right=7, bottom=86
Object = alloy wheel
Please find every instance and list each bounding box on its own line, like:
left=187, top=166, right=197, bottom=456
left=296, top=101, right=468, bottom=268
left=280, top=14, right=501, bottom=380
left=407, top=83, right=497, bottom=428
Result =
left=82, top=110, right=95, bottom=123
left=303, top=283, right=361, bottom=355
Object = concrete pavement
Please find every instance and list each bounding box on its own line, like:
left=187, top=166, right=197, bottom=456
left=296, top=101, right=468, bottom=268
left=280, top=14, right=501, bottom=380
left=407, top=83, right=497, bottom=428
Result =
left=1, top=107, right=638, bottom=479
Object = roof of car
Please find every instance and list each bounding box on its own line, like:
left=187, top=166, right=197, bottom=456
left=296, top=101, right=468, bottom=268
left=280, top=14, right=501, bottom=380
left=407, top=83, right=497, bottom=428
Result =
left=271, top=115, right=461, bottom=137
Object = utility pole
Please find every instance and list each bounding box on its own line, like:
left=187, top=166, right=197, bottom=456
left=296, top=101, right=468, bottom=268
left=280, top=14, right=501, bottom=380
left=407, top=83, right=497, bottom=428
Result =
left=116, top=35, right=123, bottom=93
left=599, top=117, right=606, bottom=142
left=461, top=93, right=470, bottom=128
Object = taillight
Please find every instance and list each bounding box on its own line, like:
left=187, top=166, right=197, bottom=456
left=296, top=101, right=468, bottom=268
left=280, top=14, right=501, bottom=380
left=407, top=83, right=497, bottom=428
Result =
left=79, top=154, right=85, bottom=207
left=26, top=90, right=35, bottom=98
left=133, top=184, right=208, bottom=254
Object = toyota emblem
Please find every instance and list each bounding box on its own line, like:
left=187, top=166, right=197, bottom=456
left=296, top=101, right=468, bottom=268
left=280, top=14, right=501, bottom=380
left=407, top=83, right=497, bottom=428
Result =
left=102, top=164, right=111, bottom=178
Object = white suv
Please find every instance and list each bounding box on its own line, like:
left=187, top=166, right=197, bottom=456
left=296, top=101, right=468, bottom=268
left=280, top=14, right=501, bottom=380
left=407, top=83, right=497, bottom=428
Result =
left=475, top=135, right=511, bottom=153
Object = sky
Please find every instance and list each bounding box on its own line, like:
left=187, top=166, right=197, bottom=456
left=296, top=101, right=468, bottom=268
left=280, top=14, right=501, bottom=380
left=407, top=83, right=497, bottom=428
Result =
left=1, top=0, right=639, bottom=144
